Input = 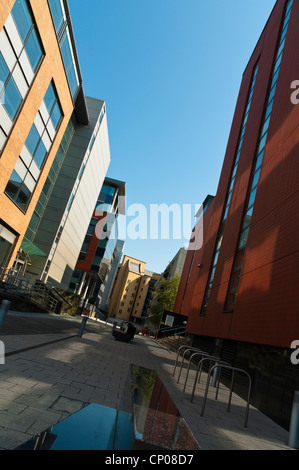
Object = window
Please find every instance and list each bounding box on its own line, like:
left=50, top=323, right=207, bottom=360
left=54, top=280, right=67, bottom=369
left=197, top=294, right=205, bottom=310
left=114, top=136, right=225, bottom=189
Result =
left=0, top=51, right=22, bottom=120
left=5, top=170, right=22, bottom=201
left=24, top=28, right=42, bottom=72
left=5, top=81, right=62, bottom=211
left=47, top=12, right=80, bottom=99
left=225, top=0, right=293, bottom=311
left=6, top=171, right=31, bottom=212
left=44, top=82, right=62, bottom=128
left=25, top=124, right=39, bottom=155
left=81, top=234, right=92, bottom=253
left=0, top=0, right=44, bottom=151
left=78, top=163, right=85, bottom=181
left=48, top=0, right=65, bottom=36
left=200, top=60, right=260, bottom=316
left=78, top=252, right=86, bottom=263
left=2, top=76, right=22, bottom=120
left=0, top=53, right=9, bottom=86
left=11, top=0, right=33, bottom=41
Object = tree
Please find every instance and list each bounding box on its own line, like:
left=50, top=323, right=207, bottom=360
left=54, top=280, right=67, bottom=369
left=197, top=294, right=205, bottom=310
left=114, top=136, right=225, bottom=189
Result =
left=148, top=273, right=181, bottom=326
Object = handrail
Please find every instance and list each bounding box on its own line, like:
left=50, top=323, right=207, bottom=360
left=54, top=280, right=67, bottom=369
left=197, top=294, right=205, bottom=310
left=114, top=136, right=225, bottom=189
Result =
left=189, top=356, right=230, bottom=399
left=200, top=364, right=252, bottom=428
left=0, top=271, right=58, bottom=313
left=157, top=324, right=186, bottom=335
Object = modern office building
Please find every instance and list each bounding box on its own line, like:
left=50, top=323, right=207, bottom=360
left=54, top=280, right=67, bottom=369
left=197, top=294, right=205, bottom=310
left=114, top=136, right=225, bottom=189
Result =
left=0, top=0, right=83, bottom=268
left=68, top=177, right=126, bottom=310
left=22, top=97, right=111, bottom=289
left=0, top=1, right=112, bottom=291
left=160, top=248, right=187, bottom=282
left=107, top=255, right=160, bottom=325
left=174, top=0, right=299, bottom=429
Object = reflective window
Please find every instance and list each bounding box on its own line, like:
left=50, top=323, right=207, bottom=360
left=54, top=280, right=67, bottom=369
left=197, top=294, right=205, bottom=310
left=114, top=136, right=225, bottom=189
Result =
left=60, top=31, right=73, bottom=71
left=5, top=170, right=22, bottom=200
left=0, top=0, right=44, bottom=151
left=5, top=81, right=62, bottom=212
left=34, top=140, right=47, bottom=168
left=225, top=0, right=293, bottom=311
left=25, top=124, right=39, bottom=155
left=2, top=77, right=22, bottom=120
left=5, top=170, right=32, bottom=212
left=200, top=60, right=260, bottom=315
left=25, top=28, right=42, bottom=71
left=44, top=83, right=56, bottom=114
left=0, top=53, right=9, bottom=85
left=48, top=0, right=65, bottom=35
left=16, top=182, right=31, bottom=211
left=67, top=63, right=78, bottom=97
left=51, top=101, right=62, bottom=129
left=11, top=0, right=32, bottom=42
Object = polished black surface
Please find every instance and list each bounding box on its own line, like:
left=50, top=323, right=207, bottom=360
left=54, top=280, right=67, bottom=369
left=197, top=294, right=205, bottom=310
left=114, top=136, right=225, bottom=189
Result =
left=16, top=365, right=200, bottom=450
left=131, top=365, right=200, bottom=450
left=17, top=404, right=135, bottom=450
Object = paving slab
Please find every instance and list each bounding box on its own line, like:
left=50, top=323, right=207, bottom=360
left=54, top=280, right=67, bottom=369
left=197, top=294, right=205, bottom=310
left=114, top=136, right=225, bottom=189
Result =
left=0, top=311, right=293, bottom=451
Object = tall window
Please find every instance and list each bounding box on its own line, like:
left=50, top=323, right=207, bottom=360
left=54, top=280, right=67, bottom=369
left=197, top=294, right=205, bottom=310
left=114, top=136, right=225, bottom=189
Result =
left=5, top=81, right=63, bottom=212
left=47, top=0, right=79, bottom=98
left=24, top=112, right=77, bottom=243
left=200, top=61, right=259, bottom=316
left=225, top=0, right=293, bottom=311
left=0, top=0, right=43, bottom=151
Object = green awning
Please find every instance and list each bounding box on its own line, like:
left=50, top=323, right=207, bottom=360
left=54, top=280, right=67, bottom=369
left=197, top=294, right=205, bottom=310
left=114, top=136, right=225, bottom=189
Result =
left=20, top=240, right=47, bottom=257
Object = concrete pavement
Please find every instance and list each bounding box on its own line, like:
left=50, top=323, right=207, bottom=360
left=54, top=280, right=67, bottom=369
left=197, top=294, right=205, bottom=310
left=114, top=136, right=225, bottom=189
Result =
left=0, top=311, right=293, bottom=451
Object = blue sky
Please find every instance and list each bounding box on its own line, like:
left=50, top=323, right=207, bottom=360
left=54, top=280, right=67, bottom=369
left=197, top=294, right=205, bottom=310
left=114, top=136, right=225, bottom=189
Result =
left=69, top=0, right=276, bottom=274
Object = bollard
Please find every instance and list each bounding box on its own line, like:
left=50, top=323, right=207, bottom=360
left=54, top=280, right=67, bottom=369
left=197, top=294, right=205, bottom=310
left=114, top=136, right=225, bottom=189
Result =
left=78, top=316, right=88, bottom=338
left=0, top=300, right=10, bottom=331
left=212, top=362, right=220, bottom=388
left=289, top=391, right=299, bottom=449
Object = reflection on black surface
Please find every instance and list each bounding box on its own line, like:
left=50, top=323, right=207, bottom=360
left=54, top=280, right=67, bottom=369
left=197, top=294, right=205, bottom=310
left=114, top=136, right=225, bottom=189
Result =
left=16, top=366, right=200, bottom=450
left=16, top=404, right=135, bottom=450
left=131, top=365, right=201, bottom=450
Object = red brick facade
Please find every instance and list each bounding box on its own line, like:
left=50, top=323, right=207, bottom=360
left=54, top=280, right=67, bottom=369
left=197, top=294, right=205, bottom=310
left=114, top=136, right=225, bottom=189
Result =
left=174, top=0, right=299, bottom=349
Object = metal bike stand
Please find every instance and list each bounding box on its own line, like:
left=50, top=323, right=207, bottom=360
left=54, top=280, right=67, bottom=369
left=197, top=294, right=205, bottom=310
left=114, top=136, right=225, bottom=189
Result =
left=176, top=347, right=206, bottom=384
left=201, top=364, right=252, bottom=428
left=173, top=345, right=204, bottom=377
left=183, top=352, right=219, bottom=392
left=190, top=357, right=229, bottom=402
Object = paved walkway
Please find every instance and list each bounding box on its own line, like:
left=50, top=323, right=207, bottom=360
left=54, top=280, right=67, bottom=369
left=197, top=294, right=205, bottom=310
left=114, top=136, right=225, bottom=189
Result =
left=0, top=311, right=292, bottom=451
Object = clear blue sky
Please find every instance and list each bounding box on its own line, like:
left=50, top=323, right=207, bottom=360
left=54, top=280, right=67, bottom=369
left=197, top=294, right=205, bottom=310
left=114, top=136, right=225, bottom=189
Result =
left=69, top=0, right=276, bottom=274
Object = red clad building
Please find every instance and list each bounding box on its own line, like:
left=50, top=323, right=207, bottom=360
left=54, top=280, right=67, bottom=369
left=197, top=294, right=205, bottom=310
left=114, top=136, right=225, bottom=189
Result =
left=174, top=0, right=299, bottom=429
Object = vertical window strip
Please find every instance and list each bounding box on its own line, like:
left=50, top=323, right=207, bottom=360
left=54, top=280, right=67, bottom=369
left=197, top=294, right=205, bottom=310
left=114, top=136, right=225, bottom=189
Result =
left=4, top=81, right=63, bottom=212
left=47, top=0, right=79, bottom=98
left=0, top=0, right=43, bottom=151
left=225, top=0, right=293, bottom=311
left=200, top=61, right=259, bottom=316
left=24, top=113, right=77, bottom=243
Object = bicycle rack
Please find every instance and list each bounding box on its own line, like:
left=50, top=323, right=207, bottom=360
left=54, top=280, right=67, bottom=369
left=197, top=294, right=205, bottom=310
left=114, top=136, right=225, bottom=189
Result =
left=190, top=357, right=230, bottom=400
left=175, top=347, right=207, bottom=384
left=183, top=352, right=222, bottom=392
left=173, top=345, right=205, bottom=378
left=200, top=364, right=252, bottom=428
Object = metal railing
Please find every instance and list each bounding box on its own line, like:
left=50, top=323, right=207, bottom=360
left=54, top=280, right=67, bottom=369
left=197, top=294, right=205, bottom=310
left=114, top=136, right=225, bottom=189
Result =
left=0, top=270, right=58, bottom=313
left=200, top=364, right=252, bottom=428
left=174, top=346, right=209, bottom=383
left=185, top=353, right=230, bottom=393
left=155, top=324, right=186, bottom=339
left=189, top=356, right=230, bottom=398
